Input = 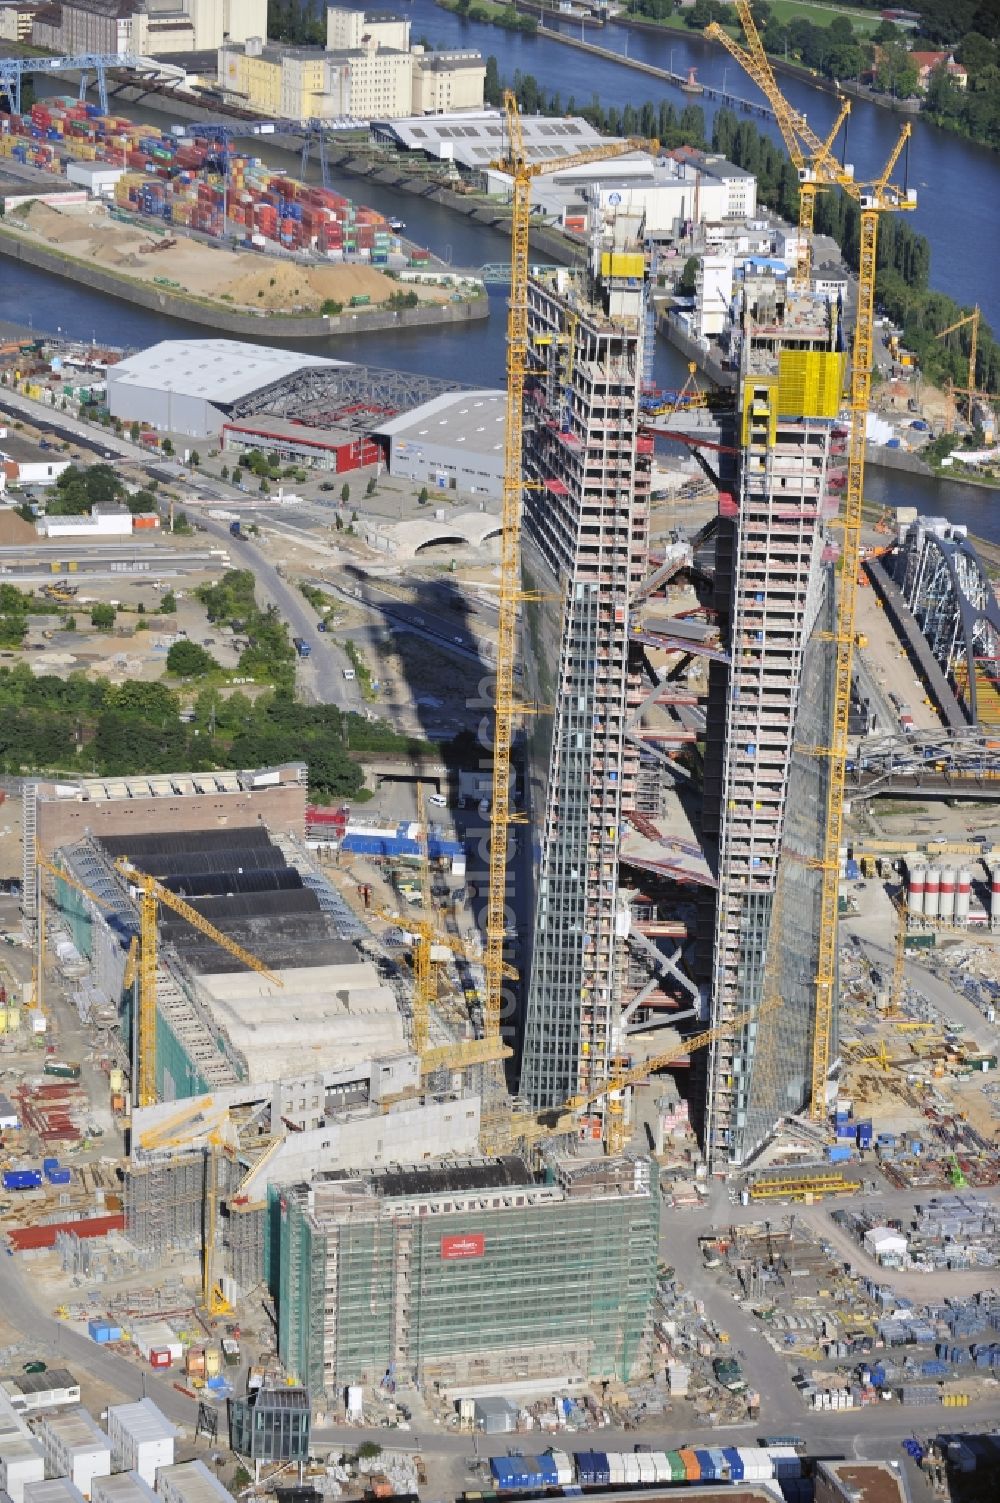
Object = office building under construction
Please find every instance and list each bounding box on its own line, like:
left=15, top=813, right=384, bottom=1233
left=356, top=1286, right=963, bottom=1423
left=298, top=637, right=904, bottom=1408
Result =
left=274, top=1152, right=658, bottom=1393
left=700, top=268, right=843, bottom=1168
left=518, top=240, right=653, bottom=1125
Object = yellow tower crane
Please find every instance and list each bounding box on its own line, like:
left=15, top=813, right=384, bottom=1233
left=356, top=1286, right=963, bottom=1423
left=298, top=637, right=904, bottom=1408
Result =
left=935, top=305, right=981, bottom=424
left=706, top=0, right=852, bottom=288
left=484, top=92, right=658, bottom=1142
left=708, top=7, right=917, bottom=1124
left=113, top=859, right=284, bottom=1108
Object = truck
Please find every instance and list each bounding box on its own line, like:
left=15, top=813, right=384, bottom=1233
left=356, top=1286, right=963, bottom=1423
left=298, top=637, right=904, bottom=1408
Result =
left=229, top=520, right=244, bottom=539
left=293, top=637, right=311, bottom=659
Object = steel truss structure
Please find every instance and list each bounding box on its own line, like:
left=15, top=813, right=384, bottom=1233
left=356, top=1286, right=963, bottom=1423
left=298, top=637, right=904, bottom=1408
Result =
left=0, top=53, right=146, bottom=115
left=898, top=526, right=1000, bottom=724
left=230, top=363, right=462, bottom=423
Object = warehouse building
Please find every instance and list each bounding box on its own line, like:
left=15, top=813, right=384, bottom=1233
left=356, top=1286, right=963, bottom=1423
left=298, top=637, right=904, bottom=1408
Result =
left=24, top=763, right=308, bottom=934
left=106, top=340, right=344, bottom=439
left=374, top=388, right=506, bottom=499
left=51, top=823, right=402, bottom=1099
left=221, top=415, right=381, bottom=473
left=275, top=1153, right=658, bottom=1394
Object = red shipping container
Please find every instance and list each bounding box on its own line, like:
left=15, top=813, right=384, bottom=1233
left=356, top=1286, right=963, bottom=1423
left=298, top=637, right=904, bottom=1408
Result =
left=149, top=1349, right=172, bottom=1369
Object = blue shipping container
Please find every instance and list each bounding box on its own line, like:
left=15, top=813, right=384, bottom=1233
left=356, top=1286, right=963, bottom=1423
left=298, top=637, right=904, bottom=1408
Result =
left=829, top=1144, right=853, bottom=1162
left=3, top=1169, right=42, bottom=1190
left=47, top=1169, right=71, bottom=1185
left=695, top=1451, right=716, bottom=1480
left=723, top=1448, right=744, bottom=1481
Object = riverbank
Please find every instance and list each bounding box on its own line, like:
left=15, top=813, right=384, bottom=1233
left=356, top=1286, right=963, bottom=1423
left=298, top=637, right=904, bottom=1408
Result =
left=0, top=227, right=488, bottom=340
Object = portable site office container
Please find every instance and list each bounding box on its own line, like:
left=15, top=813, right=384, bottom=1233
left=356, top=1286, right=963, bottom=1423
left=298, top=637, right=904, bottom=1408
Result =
left=723, top=1447, right=744, bottom=1481
left=649, top=1452, right=671, bottom=1484
left=709, top=1448, right=730, bottom=1479
left=678, top=1448, right=701, bottom=1481
left=694, top=1450, right=716, bottom=1480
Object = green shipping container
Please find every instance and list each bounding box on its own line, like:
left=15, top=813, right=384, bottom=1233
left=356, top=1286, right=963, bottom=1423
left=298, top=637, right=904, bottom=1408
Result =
left=667, top=1452, right=686, bottom=1482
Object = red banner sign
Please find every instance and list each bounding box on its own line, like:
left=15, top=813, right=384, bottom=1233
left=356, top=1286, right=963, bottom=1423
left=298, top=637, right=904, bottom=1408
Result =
left=441, top=1233, right=485, bottom=1260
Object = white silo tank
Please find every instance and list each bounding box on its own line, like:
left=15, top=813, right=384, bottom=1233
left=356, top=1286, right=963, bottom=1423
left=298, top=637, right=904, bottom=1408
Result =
left=907, top=865, right=926, bottom=917
left=923, top=866, right=941, bottom=920
left=955, top=868, right=971, bottom=925
left=939, top=866, right=957, bottom=923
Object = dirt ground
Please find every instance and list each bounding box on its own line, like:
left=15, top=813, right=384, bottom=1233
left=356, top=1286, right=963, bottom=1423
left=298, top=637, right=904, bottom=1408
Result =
left=11, top=201, right=451, bottom=313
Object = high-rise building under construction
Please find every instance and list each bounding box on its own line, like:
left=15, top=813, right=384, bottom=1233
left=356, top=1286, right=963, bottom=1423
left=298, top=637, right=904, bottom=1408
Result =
left=700, top=268, right=845, bottom=1169
left=518, top=240, right=652, bottom=1122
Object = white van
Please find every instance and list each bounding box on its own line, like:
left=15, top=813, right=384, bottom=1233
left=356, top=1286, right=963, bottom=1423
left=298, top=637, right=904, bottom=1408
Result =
left=429, top=793, right=447, bottom=807
left=343, top=668, right=356, bottom=681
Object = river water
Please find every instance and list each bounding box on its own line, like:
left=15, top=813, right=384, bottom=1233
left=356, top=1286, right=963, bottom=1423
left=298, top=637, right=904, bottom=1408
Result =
left=3, top=3, right=997, bottom=539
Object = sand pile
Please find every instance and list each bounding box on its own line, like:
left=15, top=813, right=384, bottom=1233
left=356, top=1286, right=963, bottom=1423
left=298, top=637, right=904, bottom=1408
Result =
left=11, top=201, right=454, bottom=315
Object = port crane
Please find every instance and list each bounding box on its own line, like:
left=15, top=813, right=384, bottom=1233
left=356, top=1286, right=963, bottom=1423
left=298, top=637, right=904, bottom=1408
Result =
left=705, top=0, right=852, bottom=288
left=935, top=305, right=982, bottom=425
left=708, top=2, right=917, bottom=1122
left=484, top=92, right=658, bottom=1145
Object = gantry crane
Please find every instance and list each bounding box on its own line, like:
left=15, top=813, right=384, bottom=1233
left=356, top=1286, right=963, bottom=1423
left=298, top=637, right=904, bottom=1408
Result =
left=483, top=92, right=657, bottom=1144
left=935, top=305, right=981, bottom=424
left=708, top=6, right=917, bottom=1124
left=113, top=858, right=284, bottom=1107
left=511, top=995, right=781, bottom=1154
left=706, top=0, right=852, bottom=287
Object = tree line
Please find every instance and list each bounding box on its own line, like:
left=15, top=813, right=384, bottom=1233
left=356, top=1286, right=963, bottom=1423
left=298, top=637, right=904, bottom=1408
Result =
left=0, top=660, right=426, bottom=801
left=484, top=58, right=707, bottom=148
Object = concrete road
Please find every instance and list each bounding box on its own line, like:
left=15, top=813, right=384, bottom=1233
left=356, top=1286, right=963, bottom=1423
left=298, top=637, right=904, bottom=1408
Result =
left=189, top=512, right=358, bottom=709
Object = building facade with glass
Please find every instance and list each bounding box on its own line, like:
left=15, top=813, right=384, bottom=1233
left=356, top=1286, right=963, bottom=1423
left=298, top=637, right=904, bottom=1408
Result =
left=273, top=1154, right=658, bottom=1393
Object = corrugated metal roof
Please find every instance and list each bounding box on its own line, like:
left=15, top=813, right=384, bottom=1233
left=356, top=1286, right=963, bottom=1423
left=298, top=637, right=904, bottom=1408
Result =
left=107, top=340, right=344, bottom=405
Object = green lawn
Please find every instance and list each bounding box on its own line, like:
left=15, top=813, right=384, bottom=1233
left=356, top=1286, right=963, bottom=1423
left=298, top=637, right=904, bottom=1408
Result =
left=764, top=0, right=883, bottom=32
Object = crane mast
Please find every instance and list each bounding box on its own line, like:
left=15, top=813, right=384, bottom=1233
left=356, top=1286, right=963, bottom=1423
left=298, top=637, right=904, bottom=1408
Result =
left=705, top=12, right=915, bottom=1123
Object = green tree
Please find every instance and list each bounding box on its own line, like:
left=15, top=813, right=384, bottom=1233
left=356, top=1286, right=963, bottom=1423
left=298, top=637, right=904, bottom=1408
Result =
left=677, top=255, right=700, bottom=296
left=159, top=590, right=177, bottom=614
left=127, top=489, right=157, bottom=516
left=166, top=639, right=217, bottom=677
left=161, top=437, right=174, bottom=456
left=190, top=450, right=201, bottom=467
left=340, top=482, right=351, bottom=505
left=90, top=602, right=115, bottom=630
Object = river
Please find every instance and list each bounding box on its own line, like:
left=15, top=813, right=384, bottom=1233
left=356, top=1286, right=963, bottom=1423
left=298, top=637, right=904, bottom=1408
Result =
left=3, top=5, right=997, bottom=542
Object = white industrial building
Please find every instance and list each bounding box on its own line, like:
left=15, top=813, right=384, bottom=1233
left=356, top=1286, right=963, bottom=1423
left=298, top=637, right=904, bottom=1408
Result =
left=106, top=340, right=343, bottom=439
left=1, top=1370, right=81, bottom=1414
left=30, top=0, right=267, bottom=56
left=155, top=1462, right=235, bottom=1503
left=105, top=1402, right=175, bottom=1488
left=35, top=1413, right=110, bottom=1501
left=36, top=506, right=138, bottom=540
left=863, top=1226, right=909, bottom=1265
left=65, top=163, right=125, bottom=200
left=374, top=388, right=506, bottom=500
left=372, top=111, right=615, bottom=170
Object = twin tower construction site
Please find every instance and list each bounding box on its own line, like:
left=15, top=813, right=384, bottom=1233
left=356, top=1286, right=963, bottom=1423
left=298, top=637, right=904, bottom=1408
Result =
left=11, top=214, right=865, bottom=1398
left=14, top=63, right=992, bottom=1406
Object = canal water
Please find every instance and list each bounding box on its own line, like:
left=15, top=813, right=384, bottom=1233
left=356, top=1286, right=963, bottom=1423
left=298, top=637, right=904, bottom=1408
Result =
left=3, top=7, right=997, bottom=540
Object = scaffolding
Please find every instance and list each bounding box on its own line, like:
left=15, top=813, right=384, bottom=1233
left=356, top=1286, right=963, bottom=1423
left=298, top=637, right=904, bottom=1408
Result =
left=275, top=1156, right=658, bottom=1394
